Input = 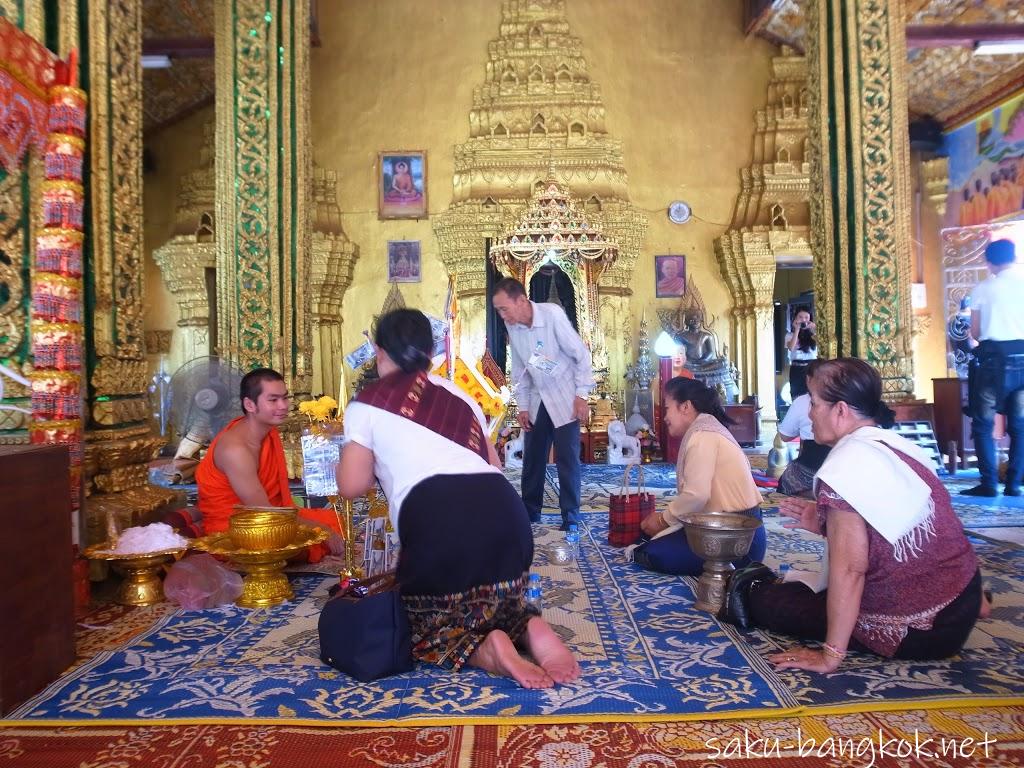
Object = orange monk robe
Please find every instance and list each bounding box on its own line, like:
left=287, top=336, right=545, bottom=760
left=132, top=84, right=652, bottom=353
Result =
left=196, top=417, right=342, bottom=562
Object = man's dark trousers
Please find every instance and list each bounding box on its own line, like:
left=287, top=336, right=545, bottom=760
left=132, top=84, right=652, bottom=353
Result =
left=970, top=342, right=1024, bottom=492
left=521, top=403, right=581, bottom=530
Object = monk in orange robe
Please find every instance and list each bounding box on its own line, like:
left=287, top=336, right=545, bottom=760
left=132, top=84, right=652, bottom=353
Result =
left=196, top=368, right=341, bottom=562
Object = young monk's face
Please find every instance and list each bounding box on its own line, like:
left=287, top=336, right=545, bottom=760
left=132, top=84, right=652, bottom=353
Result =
left=245, top=379, right=291, bottom=425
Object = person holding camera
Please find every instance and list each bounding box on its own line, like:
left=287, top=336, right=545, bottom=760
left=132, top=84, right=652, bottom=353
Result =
left=786, top=306, right=818, bottom=399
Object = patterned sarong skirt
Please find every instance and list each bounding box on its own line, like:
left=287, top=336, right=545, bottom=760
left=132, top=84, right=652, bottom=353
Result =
left=396, top=472, right=536, bottom=670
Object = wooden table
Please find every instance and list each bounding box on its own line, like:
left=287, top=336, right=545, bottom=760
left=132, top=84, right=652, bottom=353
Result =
left=0, top=444, right=75, bottom=715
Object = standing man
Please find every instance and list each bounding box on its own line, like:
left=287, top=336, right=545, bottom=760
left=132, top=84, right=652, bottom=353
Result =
left=964, top=239, right=1024, bottom=497
left=492, top=277, right=593, bottom=530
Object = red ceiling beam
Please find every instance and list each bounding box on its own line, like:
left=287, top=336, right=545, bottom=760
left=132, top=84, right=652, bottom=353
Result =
left=906, top=23, right=1024, bottom=49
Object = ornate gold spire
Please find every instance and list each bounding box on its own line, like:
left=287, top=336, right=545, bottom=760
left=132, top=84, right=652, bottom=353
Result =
left=433, top=0, right=646, bottom=381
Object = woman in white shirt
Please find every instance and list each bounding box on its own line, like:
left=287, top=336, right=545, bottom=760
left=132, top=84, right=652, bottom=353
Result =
left=786, top=306, right=818, bottom=398
left=337, top=309, right=579, bottom=689
left=776, top=391, right=831, bottom=498
left=633, top=377, right=765, bottom=575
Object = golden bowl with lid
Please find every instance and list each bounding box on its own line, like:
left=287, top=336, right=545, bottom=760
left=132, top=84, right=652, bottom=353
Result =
left=228, top=505, right=299, bottom=550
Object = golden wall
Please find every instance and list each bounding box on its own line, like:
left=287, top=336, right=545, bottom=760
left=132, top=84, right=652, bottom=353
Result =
left=310, top=0, right=776, bottom=363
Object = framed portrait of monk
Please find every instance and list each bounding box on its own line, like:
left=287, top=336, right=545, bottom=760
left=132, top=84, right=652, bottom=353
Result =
left=655, top=255, right=686, bottom=297
left=378, top=151, right=427, bottom=219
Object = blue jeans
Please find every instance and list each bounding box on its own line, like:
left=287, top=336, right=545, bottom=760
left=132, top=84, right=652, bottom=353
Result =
left=522, top=403, right=581, bottom=528
left=632, top=508, right=767, bottom=577
left=970, top=352, right=1024, bottom=490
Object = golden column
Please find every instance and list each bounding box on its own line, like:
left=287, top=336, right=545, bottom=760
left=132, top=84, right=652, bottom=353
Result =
left=215, top=0, right=312, bottom=393
left=310, top=167, right=358, bottom=402
left=86, top=0, right=177, bottom=536
left=806, top=0, right=915, bottom=398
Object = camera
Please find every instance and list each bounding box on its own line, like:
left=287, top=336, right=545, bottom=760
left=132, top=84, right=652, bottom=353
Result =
left=800, top=321, right=807, bottom=328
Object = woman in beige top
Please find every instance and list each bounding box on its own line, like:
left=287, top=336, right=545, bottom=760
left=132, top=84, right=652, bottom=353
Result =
left=633, top=377, right=765, bottom=575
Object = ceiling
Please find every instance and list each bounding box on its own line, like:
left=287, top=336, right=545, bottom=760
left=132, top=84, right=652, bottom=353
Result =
left=749, top=0, right=1024, bottom=128
left=141, top=1, right=1024, bottom=136
left=142, top=0, right=214, bottom=134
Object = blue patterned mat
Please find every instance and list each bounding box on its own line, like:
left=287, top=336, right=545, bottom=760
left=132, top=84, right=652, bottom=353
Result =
left=10, top=514, right=1023, bottom=725
left=532, top=463, right=1024, bottom=532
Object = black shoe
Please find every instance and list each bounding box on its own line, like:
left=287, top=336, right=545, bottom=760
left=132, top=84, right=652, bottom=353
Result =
left=961, top=484, right=999, bottom=497
left=1005, top=486, right=1021, bottom=497
left=717, top=562, right=776, bottom=631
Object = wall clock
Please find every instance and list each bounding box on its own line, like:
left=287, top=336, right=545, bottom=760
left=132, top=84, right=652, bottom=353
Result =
left=668, top=200, right=691, bottom=224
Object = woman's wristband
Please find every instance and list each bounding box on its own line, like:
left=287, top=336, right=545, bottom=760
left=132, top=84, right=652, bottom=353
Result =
left=822, top=642, right=846, bottom=660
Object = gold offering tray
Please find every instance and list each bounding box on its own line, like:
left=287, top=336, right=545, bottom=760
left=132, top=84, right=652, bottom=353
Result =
left=192, top=525, right=328, bottom=608
left=84, top=542, right=189, bottom=607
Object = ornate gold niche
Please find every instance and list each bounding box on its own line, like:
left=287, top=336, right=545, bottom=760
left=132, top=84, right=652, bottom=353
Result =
left=714, top=48, right=810, bottom=427
left=153, top=117, right=217, bottom=369
left=433, top=0, right=647, bottom=385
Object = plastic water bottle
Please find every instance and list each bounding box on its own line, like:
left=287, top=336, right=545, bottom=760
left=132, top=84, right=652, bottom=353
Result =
left=565, top=524, right=580, bottom=561
left=777, top=563, right=790, bottom=583
left=525, top=573, right=543, bottom=612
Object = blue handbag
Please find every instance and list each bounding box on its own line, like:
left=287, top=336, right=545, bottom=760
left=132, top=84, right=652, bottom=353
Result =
left=318, top=572, right=414, bottom=682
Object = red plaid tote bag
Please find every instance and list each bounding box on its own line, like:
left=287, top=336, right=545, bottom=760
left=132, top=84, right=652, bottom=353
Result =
left=608, top=463, right=655, bottom=547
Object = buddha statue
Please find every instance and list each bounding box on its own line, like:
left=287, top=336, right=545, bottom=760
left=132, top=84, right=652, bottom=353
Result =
left=679, top=310, right=719, bottom=368
left=674, top=309, right=738, bottom=401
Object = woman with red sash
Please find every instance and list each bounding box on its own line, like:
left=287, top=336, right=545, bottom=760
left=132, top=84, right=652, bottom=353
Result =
left=337, top=309, right=580, bottom=689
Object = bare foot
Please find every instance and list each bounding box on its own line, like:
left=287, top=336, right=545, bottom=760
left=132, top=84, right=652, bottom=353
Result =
left=468, top=630, right=554, bottom=689
left=524, top=616, right=581, bottom=684
left=980, top=589, right=992, bottom=620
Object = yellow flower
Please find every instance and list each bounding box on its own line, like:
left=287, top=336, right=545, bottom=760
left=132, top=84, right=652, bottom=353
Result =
left=317, top=395, right=338, bottom=412
left=298, top=400, right=319, bottom=416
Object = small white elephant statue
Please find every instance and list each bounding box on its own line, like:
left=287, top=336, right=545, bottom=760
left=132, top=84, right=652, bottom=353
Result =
left=504, top=434, right=524, bottom=469
left=607, top=420, right=642, bottom=465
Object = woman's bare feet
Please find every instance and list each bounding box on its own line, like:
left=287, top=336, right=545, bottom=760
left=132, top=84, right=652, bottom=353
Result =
left=468, top=629, right=554, bottom=689
left=524, top=616, right=582, bottom=684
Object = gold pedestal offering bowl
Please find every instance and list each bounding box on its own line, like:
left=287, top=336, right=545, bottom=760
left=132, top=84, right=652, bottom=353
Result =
left=84, top=543, right=187, bottom=606
left=229, top=506, right=299, bottom=550
left=196, top=508, right=327, bottom=608
left=680, top=512, right=763, bottom=614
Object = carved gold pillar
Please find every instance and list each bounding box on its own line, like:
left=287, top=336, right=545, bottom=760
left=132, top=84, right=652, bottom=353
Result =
left=807, top=0, right=915, bottom=398
left=745, top=242, right=778, bottom=428
left=215, top=0, right=312, bottom=393
left=85, top=0, right=177, bottom=539
left=310, top=167, right=358, bottom=400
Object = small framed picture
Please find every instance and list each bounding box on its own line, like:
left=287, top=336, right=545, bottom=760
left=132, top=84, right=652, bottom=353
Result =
left=655, top=255, right=686, bottom=298
left=378, top=151, right=427, bottom=219
left=387, top=240, right=421, bottom=283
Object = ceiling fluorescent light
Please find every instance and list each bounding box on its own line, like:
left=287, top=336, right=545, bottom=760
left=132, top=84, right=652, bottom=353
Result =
left=141, top=54, right=172, bottom=69
left=974, top=40, right=1024, bottom=56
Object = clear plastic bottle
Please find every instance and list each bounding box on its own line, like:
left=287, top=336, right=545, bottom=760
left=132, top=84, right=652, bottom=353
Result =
left=565, top=524, right=580, bottom=561
left=525, top=572, right=543, bottom=612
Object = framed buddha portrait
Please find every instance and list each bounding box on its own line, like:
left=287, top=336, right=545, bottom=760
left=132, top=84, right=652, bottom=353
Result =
left=378, top=151, right=427, bottom=219
left=655, top=255, right=686, bottom=297
left=387, top=240, right=421, bottom=283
